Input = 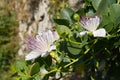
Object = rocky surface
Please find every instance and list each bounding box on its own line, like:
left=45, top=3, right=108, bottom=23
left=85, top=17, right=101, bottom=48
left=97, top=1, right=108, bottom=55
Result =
left=17, top=0, right=52, bottom=55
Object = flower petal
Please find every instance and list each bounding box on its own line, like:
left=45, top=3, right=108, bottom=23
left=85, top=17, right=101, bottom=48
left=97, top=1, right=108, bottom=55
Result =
left=25, top=35, right=38, bottom=51
left=36, top=32, right=48, bottom=49
left=93, top=28, right=106, bottom=37
left=52, top=30, right=60, bottom=41
left=40, top=45, right=56, bottom=57
left=25, top=50, right=42, bottom=60
left=48, top=45, right=56, bottom=52
left=36, top=30, right=53, bottom=52
left=79, top=31, right=88, bottom=36
left=25, top=30, right=59, bottom=60
left=80, top=16, right=100, bottom=32
left=46, top=30, right=54, bottom=44
left=41, top=52, right=49, bottom=57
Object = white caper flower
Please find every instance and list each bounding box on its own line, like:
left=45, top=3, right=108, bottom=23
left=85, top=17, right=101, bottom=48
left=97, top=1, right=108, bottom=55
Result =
left=80, top=16, right=106, bottom=37
left=25, top=30, right=59, bottom=60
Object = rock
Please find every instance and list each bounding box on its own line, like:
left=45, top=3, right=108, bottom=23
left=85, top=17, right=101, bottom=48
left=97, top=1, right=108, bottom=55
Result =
left=17, top=0, right=52, bottom=55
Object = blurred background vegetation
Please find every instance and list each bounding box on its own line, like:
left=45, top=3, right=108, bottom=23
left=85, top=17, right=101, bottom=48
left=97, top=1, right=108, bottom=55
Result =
left=0, top=0, right=19, bottom=80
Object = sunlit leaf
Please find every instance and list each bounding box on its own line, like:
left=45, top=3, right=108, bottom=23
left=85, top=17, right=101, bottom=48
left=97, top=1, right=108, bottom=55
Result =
left=92, top=0, right=102, bottom=10
left=96, top=0, right=116, bottom=15
left=63, top=57, right=71, bottom=63
left=104, top=23, right=114, bottom=32
left=56, top=25, right=72, bottom=37
left=60, top=8, right=74, bottom=25
left=109, top=4, right=120, bottom=22
left=96, top=0, right=108, bottom=15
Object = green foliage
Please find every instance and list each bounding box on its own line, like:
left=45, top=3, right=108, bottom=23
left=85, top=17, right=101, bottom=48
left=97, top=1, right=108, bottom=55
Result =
left=60, top=8, right=74, bottom=25
left=30, top=63, right=40, bottom=76
left=92, top=0, right=102, bottom=10
left=109, top=4, right=120, bottom=22
left=8, top=0, right=120, bottom=80
left=56, top=25, right=72, bottom=37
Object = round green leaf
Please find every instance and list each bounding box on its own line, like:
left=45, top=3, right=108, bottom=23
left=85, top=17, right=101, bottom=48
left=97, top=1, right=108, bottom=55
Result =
left=30, top=62, right=40, bottom=76
left=109, top=4, right=120, bottom=22
left=56, top=25, right=72, bottom=37
left=92, top=0, right=102, bottom=10
left=67, top=42, right=81, bottom=55
left=60, top=8, right=74, bottom=25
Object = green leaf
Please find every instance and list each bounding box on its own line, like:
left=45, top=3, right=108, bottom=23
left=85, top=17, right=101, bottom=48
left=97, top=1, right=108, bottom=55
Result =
left=92, top=0, right=102, bottom=10
left=67, top=42, right=81, bottom=55
left=63, top=57, right=71, bottom=63
left=114, top=39, right=120, bottom=46
left=34, top=74, right=41, bottom=80
left=59, top=51, right=66, bottom=63
left=77, top=8, right=85, bottom=17
left=19, top=73, right=30, bottom=80
left=82, top=33, right=88, bottom=42
left=106, top=0, right=116, bottom=6
left=42, top=75, right=49, bottom=80
left=54, top=19, right=69, bottom=26
left=100, top=15, right=111, bottom=27
left=13, top=60, right=27, bottom=72
left=115, top=16, right=120, bottom=26
left=56, top=25, right=72, bottom=37
left=109, top=4, right=120, bottom=22
left=100, top=15, right=114, bottom=32
left=96, top=0, right=108, bottom=15
left=67, top=33, right=88, bottom=55
left=96, top=0, right=116, bottom=15
left=44, top=55, right=52, bottom=67
left=87, top=9, right=95, bottom=16
left=60, top=8, right=74, bottom=25
left=104, top=23, right=114, bottom=32
left=30, top=62, right=40, bottom=76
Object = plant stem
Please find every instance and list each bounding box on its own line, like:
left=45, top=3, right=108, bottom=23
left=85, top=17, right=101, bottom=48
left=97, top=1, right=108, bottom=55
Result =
left=44, top=57, right=81, bottom=75
left=66, top=38, right=82, bottom=44
left=45, top=67, right=61, bottom=75
left=64, top=58, right=79, bottom=68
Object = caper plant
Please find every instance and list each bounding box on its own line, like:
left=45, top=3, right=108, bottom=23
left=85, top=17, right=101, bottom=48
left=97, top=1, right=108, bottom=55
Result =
left=12, top=0, right=120, bottom=80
